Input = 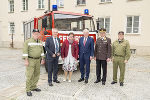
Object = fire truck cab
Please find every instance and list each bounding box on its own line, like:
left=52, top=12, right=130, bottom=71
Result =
left=36, top=11, right=96, bottom=42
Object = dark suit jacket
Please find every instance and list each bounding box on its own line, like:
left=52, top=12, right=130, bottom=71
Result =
left=94, top=37, right=111, bottom=60
left=45, top=36, right=61, bottom=60
left=79, top=36, right=94, bottom=59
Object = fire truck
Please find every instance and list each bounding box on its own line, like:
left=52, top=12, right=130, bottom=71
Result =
left=24, top=5, right=97, bottom=70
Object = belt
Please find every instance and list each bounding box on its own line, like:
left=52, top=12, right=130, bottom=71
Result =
left=28, top=56, right=40, bottom=59
left=114, top=55, right=124, bottom=57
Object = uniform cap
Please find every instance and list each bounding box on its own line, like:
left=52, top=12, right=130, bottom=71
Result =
left=99, top=28, right=106, bottom=33
left=32, top=29, right=40, bottom=32
left=118, top=31, right=124, bottom=35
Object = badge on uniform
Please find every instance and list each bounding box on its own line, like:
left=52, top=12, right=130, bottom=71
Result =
left=101, top=37, right=107, bottom=42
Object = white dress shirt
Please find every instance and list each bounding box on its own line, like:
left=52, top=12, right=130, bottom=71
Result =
left=52, top=37, right=59, bottom=54
left=83, top=37, right=88, bottom=44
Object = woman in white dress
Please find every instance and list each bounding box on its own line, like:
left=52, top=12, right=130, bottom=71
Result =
left=61, top=32, right=79, bottom=82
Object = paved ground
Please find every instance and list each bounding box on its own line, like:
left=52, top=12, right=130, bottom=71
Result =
left=0, top=48, right=150, bottom=100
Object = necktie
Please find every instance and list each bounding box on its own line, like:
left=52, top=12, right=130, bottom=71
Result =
left=84, top=38, right=87, bottom=46
left=55, top=38, right=59, bottom=53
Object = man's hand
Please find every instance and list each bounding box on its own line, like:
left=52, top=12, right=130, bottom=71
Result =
left=106, top=58, right=111, bottom=62
left=124, top=60, right=128, bottom=63
left=94, top=57, right=96, bottom=60
left=41, top=59, right=45, bottom=65
left=90, top=56, right=93, bottom=60
left=52, top=54, right=56, bottom=57
left=25, top=59, right=29, bottom=67
left=111, top=58, right=114, bottom=62
left=57, top=53, right=60, bottom=56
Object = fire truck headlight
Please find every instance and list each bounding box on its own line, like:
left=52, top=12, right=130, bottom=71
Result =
left=84, top=9, right=89, bottom=15
left=52, top=5, right=57, bottom=11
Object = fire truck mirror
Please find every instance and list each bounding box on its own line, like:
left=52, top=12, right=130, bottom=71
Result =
left=42, top=16, right=47, bottom=28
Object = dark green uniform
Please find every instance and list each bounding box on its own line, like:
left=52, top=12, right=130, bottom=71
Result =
left=112, top=39, right=131, bottom=83
left=23, top=38, right=44, bottom=92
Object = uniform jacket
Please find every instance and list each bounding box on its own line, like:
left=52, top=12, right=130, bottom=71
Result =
left=79, top=36, right=94, bottom=59
left=112, top=39, right=131, bottom=60
left=22, top=38, right=44, bottom=59
left=94, top=37, right=111, bottom=60
left=61, top=40, right=79, bottom=60
left=45, top=36, right=61, bottom=60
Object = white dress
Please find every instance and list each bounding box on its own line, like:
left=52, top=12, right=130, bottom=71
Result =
left=62, top=44, right=77, bottom=71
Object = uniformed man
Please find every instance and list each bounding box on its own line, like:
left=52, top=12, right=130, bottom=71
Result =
left=111, top=31, right=131, bottom=86
left=22, top=29, right=45, bottom=96
left=94, top=28, right=111, bottom=85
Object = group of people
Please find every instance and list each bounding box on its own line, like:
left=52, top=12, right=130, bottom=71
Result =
left=23, top=28, right=131, bottom=96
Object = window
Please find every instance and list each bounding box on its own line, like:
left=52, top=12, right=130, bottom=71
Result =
left=22, top=0, right=28, bottom=11
left=57, top=0, right=64, bottom=7
left=9, top=22, right=15, bottom=34
left=126, top=16, right=140, bottom=33
left=23, top=21, right=34, bottom=40
left=41, top=15, right=52, bottom=30
left=54, top=14, right=95, bottom=31
left=47, top=15, right=52, bottom=30
left=100, top=0, right=112, bottom=3
left=38, top=19, right=42, bottom=31
left=96, top=17, right=110, bottom=33
left=8, top=0, right=14, bottom=12
left=38, top=0, right=44, bottom=9
left=77, top=0, right=86, bottom=5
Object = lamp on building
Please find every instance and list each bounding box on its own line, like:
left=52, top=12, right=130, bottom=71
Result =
left=52, top=5, right=58, bottom=11
left=84, top=9, right=89, bottom=15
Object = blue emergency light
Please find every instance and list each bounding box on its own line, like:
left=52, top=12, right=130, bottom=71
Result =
left=52, top=5, right=57, bottom=11
left=84, top=9, right=89, bottom=15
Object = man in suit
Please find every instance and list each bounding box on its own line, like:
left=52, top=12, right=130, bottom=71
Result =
left=45, top=28, right=61, bottom=86
left=94, top=28, right=111, bottom=85
left=78, top=29, right=94, bottom=83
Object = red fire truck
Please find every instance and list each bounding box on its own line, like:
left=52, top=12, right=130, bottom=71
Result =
left=24, top=6, right=97, bottom=69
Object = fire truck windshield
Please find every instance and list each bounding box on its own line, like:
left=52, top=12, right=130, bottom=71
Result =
left=54, top=13, right=95, bottom=31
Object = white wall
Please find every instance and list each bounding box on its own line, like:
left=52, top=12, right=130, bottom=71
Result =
left=55, top=0, right=150, bottom=55
left=0, top=0, right=150, bottom=55
left=0, top=0, right=50, bottom=48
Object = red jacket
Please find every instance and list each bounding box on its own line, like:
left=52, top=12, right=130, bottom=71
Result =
left=61, top=40, right=79, bottom=60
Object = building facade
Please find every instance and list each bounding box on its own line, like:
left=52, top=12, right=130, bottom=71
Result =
left=0, top=0, right=150, bottom=55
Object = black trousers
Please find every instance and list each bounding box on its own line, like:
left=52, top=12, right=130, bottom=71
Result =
left=47, top=57, right=59, bottom=83
left=96, top=59, right=107, bottom=82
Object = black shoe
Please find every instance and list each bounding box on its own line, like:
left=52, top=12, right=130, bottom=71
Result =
left=120, top=82, right=124, bottom=86
left=111, top=81, right=117, bottom=84
left=53, top=80, right=60, bottom=83
left=32, top=88, right=41, bottom=92
left=102, top=81, right=105, bottom=85
left=27, top=91, right=32, bottom=96
left=49, top=83, right=53, bottom=86
left=78, top=78, right=84, bottom=82
left=94, top=79, right=101, bottom=83
left=85, top=79, right=88, bottom=83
